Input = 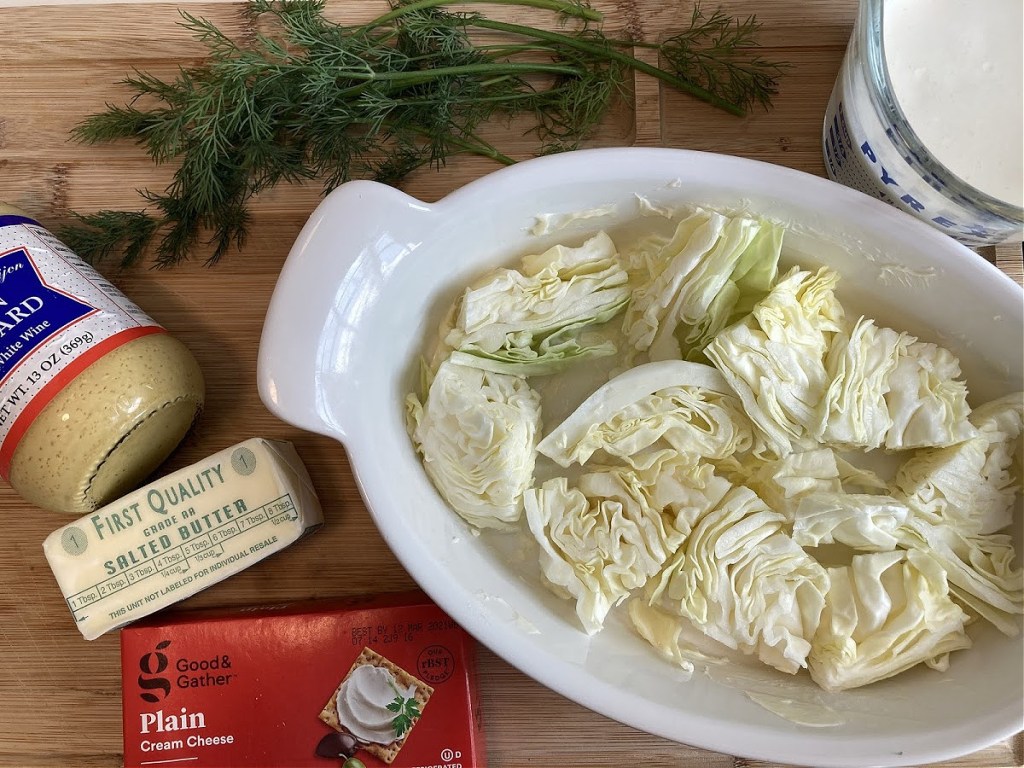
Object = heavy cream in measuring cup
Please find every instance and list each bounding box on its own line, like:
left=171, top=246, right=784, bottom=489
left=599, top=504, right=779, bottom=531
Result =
left=823, top=0, right=1024, bottom=245
left=885, top=0, right=1023, bottom=210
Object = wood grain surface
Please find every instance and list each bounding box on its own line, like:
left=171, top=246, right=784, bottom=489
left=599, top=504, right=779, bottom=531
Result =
left=0, top=2, right=1021, bottom=767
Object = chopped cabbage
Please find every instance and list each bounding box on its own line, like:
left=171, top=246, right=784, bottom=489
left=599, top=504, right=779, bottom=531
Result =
left=890, top=393, right=1023, bottom=634
left=883, top=340, right=975, bottom=449
left=627, top=598, right=735, bottom=676
left=808, top=550, right=972, bottom=691
left=622, top=209, right=782, bottom=363
left=897, top=517, right=1023, bottom=636
left=817, top=317, right=908, bottom=450
left=894, top=393, right=1023, bottom=536
left=715, top=447, right=844, bottom=521
left=443, top=232, right=630, bottom=376
left=893, top=438, right=991, bottom=533
left=524, top=455, right=730, bottom=634
left=407, top=360, right=541, bottom=530
left=969, top=392, right=1024, bottom=532
left=627, top=600, right=696, bottom=676
left=406, top=211, right=1022, bottom=694
left=646, top=486, right=829, bottom=674
left=705, top=267, right=845, bottom=456
left=791, top=493, right=910, bottom=551
left=834, top=455, right=889, bottom=494
left=537, top=360, right=755, bottom=468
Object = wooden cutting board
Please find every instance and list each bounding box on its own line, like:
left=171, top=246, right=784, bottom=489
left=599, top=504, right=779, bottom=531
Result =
left=0, top=1, right=1021, bottom=767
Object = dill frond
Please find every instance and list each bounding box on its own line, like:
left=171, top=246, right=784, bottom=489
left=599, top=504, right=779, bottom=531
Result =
left=658, top=6, right=788, bottom=112
left=68, top=0, right=787, bottom=266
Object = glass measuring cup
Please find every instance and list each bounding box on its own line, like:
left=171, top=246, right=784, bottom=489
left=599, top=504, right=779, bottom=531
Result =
left=822, top=0, right=1023, bottom=247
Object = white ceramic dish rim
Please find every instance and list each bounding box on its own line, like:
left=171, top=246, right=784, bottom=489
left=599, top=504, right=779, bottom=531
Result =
left=258, top=148, right=1024, bottom=768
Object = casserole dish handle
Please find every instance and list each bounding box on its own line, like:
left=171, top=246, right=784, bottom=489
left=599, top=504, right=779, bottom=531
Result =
left=257, top=181, right=419, bottom=440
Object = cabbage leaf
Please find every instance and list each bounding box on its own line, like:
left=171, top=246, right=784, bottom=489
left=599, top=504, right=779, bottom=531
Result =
left=817, top=317, right=909, bottom=449
left=537, top=360, right=755, bottom=468
left=808, top=550, right=971, bottom=691
left=897, top=517, right=1023, bottom=635
left=646, top=486, right=829, bottom=673
left=524, top=454, right=730, bottom=634
left=622, top=209, right=783, bottom=363
left=883, top=340, right=975, bottom=450
left=792, top=493, right=910, bottom=551
left=627, top=598, right=737, bottom=676
left=835, top=455, right=890, bottom=495
left=443, top=232, right=630, bottom=376
left=407, top=360, right=541, bottom=530
left=891, top=392, right=1023, bottom=635
left=969, top=392, right=1024, bottom=532
left=705, top=267, right=845, bottom=456
left=627, top=599, right=697, bottom=677
left=893, top=392, right=1023, bottom=537
left=715, top=447, right=844, bottom=521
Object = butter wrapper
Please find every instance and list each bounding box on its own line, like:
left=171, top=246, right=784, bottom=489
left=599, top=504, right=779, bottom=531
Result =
left=43, top=437, right=323, bottom=640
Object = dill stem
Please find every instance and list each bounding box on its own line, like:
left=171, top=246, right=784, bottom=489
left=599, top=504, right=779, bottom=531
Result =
left=471, top=18, right=747, bottom=116
left=472, top=42, right=564, bottom=57
left=371, top=90, right=543, bottom=108
left=450, top=134, right=518, bottom=165
left=339, top=60, right=580, bottom=85
left=405, top=125, right=517, bottom=165
left=369, top=0, right=602, bottom=27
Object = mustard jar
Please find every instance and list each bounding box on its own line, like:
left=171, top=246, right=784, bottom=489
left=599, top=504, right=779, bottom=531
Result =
left=0, top=203, right=204, bottom=513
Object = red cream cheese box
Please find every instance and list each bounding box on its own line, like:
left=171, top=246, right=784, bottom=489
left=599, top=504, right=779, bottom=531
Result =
left=120, top=590, right=485, bottom=768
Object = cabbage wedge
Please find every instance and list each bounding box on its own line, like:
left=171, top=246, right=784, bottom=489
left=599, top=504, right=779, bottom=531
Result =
left=627, top=598, right=735, bottom=676
left=891, top=394, right=1023, bottom=635
left=968, top=392, right=1024, bottom=532
left=817, top=317, right=909, bottom=450
left=808, top=550, right=971, bottom=692
left=883, top=340, right=974, bottom=450
left=893, top=392, right=1022, bottom=536
left=622, top=209, right=783, bottom=363
left=791, top=493, right=910, bottom=551
left=888, top=397, right=1024, bottom=638
left=443, top=232, right=630, bottom=376
left=537, top=360, right=755, bottom=468
left=714, top=447, right=844, bottom=521
left=705, top=267, right=845, bottom=456
left=407, top=360, right=541, bottom=530
left=715, top=447, right=892, bottom=523
left=524, top=454, right=730, bottom=634
left=645, top=486, right=829, bottom=674
left=894, top=438, right=994, bottom=535
left=896, top=518, right=1023, bottom=636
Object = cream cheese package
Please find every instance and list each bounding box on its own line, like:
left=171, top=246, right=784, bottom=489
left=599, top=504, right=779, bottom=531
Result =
left=43, top=438, right=323, bottom=640
left=119, top=591, right=485, bottom=767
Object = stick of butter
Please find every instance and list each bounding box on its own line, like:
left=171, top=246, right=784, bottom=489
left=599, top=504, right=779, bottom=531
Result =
left=43, top=438, right=324, bottom=640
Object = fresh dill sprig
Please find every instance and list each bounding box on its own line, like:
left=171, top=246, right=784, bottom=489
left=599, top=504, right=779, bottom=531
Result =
left=67, top=0, right=787, bottom=267
left=656, top=5, right=789, bottom=112
left=58, top=210, right=161, bottom=268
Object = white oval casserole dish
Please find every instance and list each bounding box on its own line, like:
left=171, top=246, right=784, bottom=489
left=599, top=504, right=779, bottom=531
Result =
left=257, top=148, right=1023, bottom=768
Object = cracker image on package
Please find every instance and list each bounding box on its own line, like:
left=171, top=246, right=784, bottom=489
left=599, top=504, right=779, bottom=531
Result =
left=319, top=647, right=434, bottom=764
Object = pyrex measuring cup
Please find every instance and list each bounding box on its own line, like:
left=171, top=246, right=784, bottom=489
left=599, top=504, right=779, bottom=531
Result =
left=822, top=0, right=1024, bottom=246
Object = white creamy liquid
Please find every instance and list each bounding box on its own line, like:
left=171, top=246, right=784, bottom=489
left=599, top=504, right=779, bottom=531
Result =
left=884, top=0, right=1024, bottom=208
